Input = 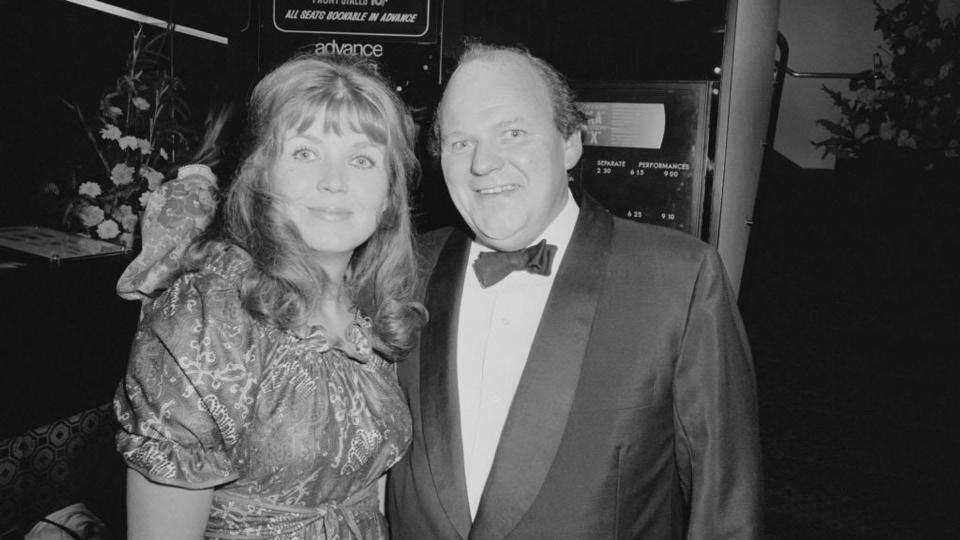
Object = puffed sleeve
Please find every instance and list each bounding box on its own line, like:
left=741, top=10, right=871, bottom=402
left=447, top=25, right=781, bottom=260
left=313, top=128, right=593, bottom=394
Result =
left=114, top=263, right=257, bottom=489
left=673, top=248, right=763, bottom=538
left=117, top=164, right=218, bottom=302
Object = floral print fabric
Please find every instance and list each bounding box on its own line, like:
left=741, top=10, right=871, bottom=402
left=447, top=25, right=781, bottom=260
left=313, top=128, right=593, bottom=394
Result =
left=114, top=244, right=413, bottom=539
left=116, top=164, right=218, bottom=302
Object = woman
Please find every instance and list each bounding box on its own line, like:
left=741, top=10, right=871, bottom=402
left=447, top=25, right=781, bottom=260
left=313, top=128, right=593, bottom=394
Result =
left=114, top=54, right=426, bottom=539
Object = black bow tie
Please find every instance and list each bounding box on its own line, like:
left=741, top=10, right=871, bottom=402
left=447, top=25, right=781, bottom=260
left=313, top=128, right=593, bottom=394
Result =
left=472, top=239, right=558, bottom=288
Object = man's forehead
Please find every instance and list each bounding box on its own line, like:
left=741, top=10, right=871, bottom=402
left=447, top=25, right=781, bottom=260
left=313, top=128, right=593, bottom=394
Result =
left=439, top=55, right=550, bottom=125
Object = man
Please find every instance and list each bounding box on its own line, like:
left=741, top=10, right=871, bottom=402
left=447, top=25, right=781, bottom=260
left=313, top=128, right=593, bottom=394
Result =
left=388, top=42, right=762, bottom=539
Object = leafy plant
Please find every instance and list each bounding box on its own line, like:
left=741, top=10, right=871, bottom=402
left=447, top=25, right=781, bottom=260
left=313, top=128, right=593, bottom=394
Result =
left=812, top=0, right=959, bottom=174
left=53, top=24, right=195, bottom=246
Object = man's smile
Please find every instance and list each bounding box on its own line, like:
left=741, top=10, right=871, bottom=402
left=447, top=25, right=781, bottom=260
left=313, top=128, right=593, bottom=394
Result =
left=476, top=184, right=520, bottom=195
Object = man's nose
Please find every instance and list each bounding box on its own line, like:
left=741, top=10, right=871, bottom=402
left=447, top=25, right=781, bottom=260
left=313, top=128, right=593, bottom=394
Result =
left=316, top=163, right=347, bottom=192
left=470, top=141, right=504, bottom=176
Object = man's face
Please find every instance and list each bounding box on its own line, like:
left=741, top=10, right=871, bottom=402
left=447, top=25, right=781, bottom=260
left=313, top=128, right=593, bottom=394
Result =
left=438, top=54, right=582, bottom=251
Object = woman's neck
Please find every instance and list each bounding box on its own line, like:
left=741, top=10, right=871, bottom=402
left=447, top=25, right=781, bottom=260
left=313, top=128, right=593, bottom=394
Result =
left=311, top=251, right=351, bottom=289
left=307, top=251, right=354, bottom=340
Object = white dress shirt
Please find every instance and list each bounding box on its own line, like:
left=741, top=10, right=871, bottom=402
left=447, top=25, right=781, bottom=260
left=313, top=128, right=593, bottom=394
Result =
left=457, top=191, right=580, bottom=517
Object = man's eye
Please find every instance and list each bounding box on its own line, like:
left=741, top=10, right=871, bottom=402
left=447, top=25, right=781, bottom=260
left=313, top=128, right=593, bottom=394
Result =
left=504, top=129, right=525, bottom=139
left=350, top=155, right=376, bottom=169
left=293, top=147, right=317, bottom=160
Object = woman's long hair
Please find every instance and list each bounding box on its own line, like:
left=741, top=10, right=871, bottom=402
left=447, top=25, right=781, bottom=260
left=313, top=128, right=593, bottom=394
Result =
left=192, top=54, right=425, bottom=360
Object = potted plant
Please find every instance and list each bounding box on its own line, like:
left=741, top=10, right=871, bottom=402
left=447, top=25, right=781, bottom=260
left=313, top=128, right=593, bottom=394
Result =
left=812, top=0, right=959, bottom=178
left=50, top=25, right=195, bottom=248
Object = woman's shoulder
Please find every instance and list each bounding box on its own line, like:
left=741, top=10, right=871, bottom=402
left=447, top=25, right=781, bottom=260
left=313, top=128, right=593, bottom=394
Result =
left=169, top=164, right=218, bottom=191
left=193, top=242, right=253, bottom=283
left=147, top=243, right=252, bottom=319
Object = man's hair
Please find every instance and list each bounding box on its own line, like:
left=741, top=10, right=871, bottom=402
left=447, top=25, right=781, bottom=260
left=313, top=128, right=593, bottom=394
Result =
left=190, top=53, right=426, bottom=360
left=429, top=41, right=588, bottom=158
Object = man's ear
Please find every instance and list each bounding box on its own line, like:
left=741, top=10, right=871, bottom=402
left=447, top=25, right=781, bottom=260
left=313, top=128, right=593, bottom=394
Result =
left=563, top=130, right=583, bottom=170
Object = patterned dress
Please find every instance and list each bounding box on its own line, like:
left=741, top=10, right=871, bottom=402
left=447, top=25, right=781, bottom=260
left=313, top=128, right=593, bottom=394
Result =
left=116, top=164, right=218, bottom=302
left=114, top=244, right=413, bottom=539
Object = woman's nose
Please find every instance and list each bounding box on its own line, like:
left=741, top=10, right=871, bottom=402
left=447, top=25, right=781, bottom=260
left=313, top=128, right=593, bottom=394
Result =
left=316, top=163, right=347, bottom=192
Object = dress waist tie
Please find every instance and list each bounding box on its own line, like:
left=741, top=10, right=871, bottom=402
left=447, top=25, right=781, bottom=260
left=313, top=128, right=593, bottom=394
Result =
left=206, top=483, right=380, bottom=539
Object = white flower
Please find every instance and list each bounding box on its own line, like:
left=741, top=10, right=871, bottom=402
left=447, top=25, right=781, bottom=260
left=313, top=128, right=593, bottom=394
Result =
left=100, top=125, right=121, bottom=141
left=879, top=121, right=897, bottom=141
left=121, top=213, right=139, bottom=232
left=117, top=136, right=139, bottom=150
left=896, top=130, right=917, bottom=149
left=159, top=148, right=169, bottom=160
left=107, top=106, right=123, bottom=118
left=855, top=89, right=877, bottom=105
left=111, top=163, right=135, bottom=185
left=78, top=181, right=102, bottom=198
left=939, top=63, right=952, bottom=81
left=79, top=205, right=105, bottom=227
left=97, top=219, right=121, bottom=239
left=945, top=147, right=958, bottom=158
left=43, top=183, right=60, bottom=196
left=139, top=190, right=158, bottom=208
left=137, top=138, right=153, bottom=155
left=132, top=97, right=150, bottom=111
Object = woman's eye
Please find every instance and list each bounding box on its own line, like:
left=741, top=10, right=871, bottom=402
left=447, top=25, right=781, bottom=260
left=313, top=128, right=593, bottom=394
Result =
left=450, top=140, right=472, bottom=152
left=350, top=155, right=376, bottom=169
left=293, top=147, right=317, bottom=160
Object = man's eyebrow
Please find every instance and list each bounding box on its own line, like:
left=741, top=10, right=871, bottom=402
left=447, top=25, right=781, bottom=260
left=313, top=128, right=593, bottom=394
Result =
left=494, top=117, right=523, bottom=128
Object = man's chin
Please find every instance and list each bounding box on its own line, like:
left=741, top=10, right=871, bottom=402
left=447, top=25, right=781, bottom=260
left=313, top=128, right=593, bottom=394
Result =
left=473, top=230, right=533, bottom=252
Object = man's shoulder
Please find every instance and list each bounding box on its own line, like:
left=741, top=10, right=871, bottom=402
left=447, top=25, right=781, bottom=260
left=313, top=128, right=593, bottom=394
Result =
left=606, top=217, right=721, bottom=279
left=413, top=226, right=460, bottom=284
left=416, top=226, right=457, bottom=256
left=612, top=217, right=712, bottom=256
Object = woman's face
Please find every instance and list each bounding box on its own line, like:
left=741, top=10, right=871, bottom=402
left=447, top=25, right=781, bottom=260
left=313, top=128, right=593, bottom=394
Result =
left=271, top=112, right=390, bottom=261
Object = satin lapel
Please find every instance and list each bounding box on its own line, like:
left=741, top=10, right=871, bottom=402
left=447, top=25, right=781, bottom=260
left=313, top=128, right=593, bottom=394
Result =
left=470, top=197, right=613, bottom=540
left=420, top=229, right=473, bottom=539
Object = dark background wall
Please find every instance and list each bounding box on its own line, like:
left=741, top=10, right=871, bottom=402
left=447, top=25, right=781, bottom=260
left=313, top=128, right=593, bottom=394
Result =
left=0, top=0, right=727, bottom=229
left=0, top=0, right=237, bottom=227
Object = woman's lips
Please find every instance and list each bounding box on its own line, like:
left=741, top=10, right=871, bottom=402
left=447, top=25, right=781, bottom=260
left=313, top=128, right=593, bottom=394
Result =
left=307, top=206, right=352, bottom=221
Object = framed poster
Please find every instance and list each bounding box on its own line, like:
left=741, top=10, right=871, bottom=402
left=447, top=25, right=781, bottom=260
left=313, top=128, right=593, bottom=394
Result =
left=273, top=0, right=436, bottom=41
left=574, top=81, right=712, bottom=236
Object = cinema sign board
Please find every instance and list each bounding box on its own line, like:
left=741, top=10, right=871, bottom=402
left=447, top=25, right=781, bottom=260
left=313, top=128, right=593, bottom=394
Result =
left=273, top=0, right=434, bottom=40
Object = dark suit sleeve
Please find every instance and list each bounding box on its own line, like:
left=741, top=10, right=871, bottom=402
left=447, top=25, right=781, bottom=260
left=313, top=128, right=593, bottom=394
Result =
left=673, top=248, right=763, bottom=539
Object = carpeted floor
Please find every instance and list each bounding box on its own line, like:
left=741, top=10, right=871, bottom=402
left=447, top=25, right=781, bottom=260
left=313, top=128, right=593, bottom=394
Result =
left=738, top=156, right=960, bottom=539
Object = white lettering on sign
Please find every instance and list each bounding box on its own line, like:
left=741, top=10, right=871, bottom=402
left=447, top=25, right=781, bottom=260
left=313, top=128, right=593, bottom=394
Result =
left=596, top=160, right=626, bottom=167
left=380, top=12, right=418, bottom=23
left=313, top=39, right=384, bottom=58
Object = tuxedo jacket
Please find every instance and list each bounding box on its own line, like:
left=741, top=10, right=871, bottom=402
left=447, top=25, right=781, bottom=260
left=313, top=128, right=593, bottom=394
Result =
left=387, top=196, right=762, bottom=539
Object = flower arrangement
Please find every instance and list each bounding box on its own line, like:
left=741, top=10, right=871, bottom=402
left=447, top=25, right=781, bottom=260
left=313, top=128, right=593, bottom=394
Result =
left=53, top=25, right=194, bottom=247
left=812, top=0, right=959, bottom=175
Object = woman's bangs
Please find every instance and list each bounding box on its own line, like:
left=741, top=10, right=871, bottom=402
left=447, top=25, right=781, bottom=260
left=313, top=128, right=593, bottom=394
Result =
left=306, top=92, right=390, bottom=147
